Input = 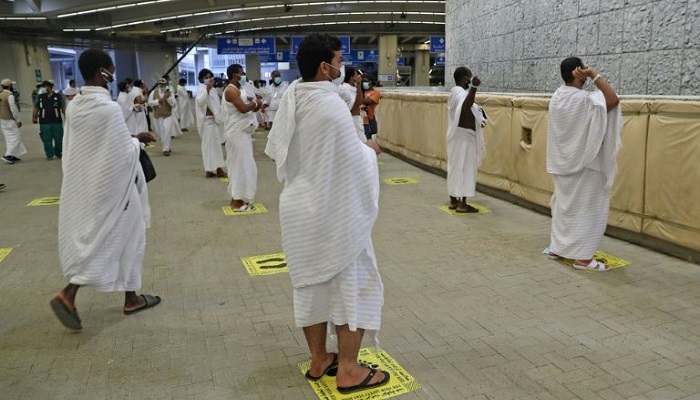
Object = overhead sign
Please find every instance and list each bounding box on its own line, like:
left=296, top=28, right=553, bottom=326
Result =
left=434, top=56, right=445, bottom=66
left=291, top=35, right=350, bottom=55
left=430, top=36, right=445, bottom=54
left=259, top=50, right=291, bottom=63
left=350, top=49, right=379, bottom=63
left=217, top=37, right=275, bottom=55
left=397, top=57, right=406, bottom=66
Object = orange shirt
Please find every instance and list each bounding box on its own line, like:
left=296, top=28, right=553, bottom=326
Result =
left=363, top=89, right=381, bottom=124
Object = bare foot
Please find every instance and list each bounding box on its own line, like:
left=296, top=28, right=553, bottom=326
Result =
left=306, top=352, right=337, bottom=379
left=336, top=364, right=387, bottom=388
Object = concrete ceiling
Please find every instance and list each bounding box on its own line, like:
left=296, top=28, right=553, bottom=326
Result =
left=0, top=0, right=445, bottom=48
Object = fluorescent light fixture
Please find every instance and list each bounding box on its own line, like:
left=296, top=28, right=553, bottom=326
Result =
left=57, top=0, right=177, bottom=18
left=0, top=16, right=47, bottom=20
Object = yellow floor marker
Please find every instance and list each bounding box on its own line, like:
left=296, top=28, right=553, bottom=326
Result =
left=241, top=253, right=288, bottom=276
left=377, top=161, right=385, bottom=166
left=220, top=177, right=229, bottom=183
left=545, top=248, right=631, bottom=269
left=27, top=197, right=60, bottom=206
left=383, top=177, right=419, bottom=185
left=439, top=204, right=491, bottom=215
left=299, top=347, right=420, bottom=400
left=0, top=248, right=12, bottom=263
left=222, top=203, right=268, bottom=216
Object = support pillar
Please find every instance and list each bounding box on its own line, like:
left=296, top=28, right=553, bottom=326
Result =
left=245, top=54, right=260, bottom=81
left=413, top=50, right=430, bottom=87
left=378, top=35, right=397, bottom=87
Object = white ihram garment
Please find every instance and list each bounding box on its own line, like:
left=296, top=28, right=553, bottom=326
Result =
left=265, top=80, right=383, bottom=332
left=177, top=85, right=194, bottom=130
left=116, top=92, right=132, bottom=122
left=1, top=92, right=27, bottom=158
left=547, top=85, right=622, bottom=260
left=446, top=86, right=486, bottom=198
left=127, top=88, right=148, bottom=135
left=58, top=86, right=150, bottom=292
left=194, top=83, right=226, bottom=172
left=222, top=85, right=258, bottom=202
left=263, top=82, right=288, bottom=124
left=339, top=82, right=367, bottom=143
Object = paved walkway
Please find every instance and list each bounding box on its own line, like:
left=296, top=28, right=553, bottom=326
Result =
left=2, top=110, right=700, bottom=400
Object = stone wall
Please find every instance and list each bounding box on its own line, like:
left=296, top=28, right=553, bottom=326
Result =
left=445, top=0, right=700, bottom=95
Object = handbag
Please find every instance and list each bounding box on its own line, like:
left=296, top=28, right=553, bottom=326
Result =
left=139, top=149, right=157, bottom=182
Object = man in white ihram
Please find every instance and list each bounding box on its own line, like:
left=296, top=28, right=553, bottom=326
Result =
left=194, top=68, right=227, bottom=178
left=546, top=57, right=621, bottom=272
left=446, top=66, right=486, bottom=213
left=265, top=34, right=389, bottom=394
left=261, top=69, right=288, bottom=129
left=50, top=49, right=160, bottom=330
left=148, top=78, right=177, bottom=156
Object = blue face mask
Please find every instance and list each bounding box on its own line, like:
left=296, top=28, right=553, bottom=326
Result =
left=362, top=82, right=370, bottom=90
left=273, top=77, right=282, bottom=85
left=239, top=75, right=247, bottom=86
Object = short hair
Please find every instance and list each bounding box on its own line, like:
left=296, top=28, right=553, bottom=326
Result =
left=560, top=57, right=584, bottom=84
left=297, top=34, right=342, bottom=81
left=453, top=67, right=471, bottom=85
left=78, top=49, right=114, bottom=81
left=123, top=77, right=133, bottom=85
left=198, top=68, right=213, bottom=83
left=117, top=81, right=128, bottom=92
left=226, top=64, right=244, bottom=81
left=133, top=79, right=144, bottom=88
left=69, top=79, right=76, bottom=85
left=178, top=78, right=187, bottom=85
left=344, top=66, right=356, bottom=84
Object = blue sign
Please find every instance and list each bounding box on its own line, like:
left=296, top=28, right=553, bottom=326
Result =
left=350, top=49, right=379, bottom=63
left=291, top=35, right=350, bottom=55
left=430, top=36, right=446, bottom=54
left=259, top=50, right=291, bottom=63
left=397, top=57, right=406, bottom=66
left=217, top=37, right=275, bottom=55
left=435, top=56, right=445, bottom=66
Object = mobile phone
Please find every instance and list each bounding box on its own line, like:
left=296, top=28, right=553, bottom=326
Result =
left=357, top=69, right=364, bottom=76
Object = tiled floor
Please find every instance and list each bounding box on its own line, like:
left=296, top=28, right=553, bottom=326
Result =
left=2, top=110, right=700, bottom=400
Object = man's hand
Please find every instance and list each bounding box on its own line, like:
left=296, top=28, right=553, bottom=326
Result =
left=573, top=66, right=596, bottom=80
left=135, top=132, right=156, bottom=144
left=352, top=74, right=362, bottom=86
left=16, top=121, right=22, bottom=128
left=32, top=118, right=38, bottom=124
left=471, top=76, right=481, bottom=87
left=206, top=80, right=214, bottom=93
left=366, top=139, right=381, bottom=155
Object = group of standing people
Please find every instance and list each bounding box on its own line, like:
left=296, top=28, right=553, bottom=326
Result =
left=446, top=58, right=621, bottom=272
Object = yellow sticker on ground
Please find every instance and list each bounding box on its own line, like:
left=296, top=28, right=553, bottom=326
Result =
left=0, top=248, right=12, bottom=263
left=27, top=197, right=60, bottom=206
left=377, top=161, right=385, bottom=166
left=220, top=177, right=229, bottom=183
left=383, top=177, right=419, bottom=185
left=439, top=204, right=491, bottom=215
left=299, top=348, right=420, bottom=400
left=241, top=253, right=288, bottom=276
left=145, top=143, right=155, bottom=149
left=222, top=203, right=268, bottom=216
left=551, top=250, right=631, bottom=270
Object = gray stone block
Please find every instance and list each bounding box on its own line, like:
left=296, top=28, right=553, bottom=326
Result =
left=598, top=11, right=625, bottom=54
left=680, top=49, right=700, bottom=95
left=576, top=15, right=600, bottom=56
left=623, top=5, right=653, bottom=53
left=647, top=50, right=682, bottom=95
left=651, top=0, right=688, bottom=50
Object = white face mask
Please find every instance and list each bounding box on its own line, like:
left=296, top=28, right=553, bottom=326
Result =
left=203, top=78, right=211, bottom=85
left=239, top=75, right=247, bottom=86
left=324, top=62, right=345, bottom=86
left=273, top=77, right=282, bottom=85
left=38, top=87, right=47, bottom=95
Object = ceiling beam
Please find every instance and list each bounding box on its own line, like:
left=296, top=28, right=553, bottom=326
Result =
left=22, top=0, right=41, bottom=13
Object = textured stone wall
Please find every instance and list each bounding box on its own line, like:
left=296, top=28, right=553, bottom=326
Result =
left=445, top=0, right=700, bottom=95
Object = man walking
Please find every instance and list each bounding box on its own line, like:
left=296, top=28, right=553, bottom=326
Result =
left=0, top=78, right=27, bottom=164
left=32, top=80, right=66, bottom=160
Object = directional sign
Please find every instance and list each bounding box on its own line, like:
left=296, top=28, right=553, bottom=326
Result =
left=217, top=37, right=276, bottom=55
left=259, top=50, right=290, bottom=63
left=397, top=57, right=406, bottom=66
left=430, top=36, right=446, bottom=54
left=291, top=35, right=350, bottom=55
left=434, top=56, right=445, bottom=66
left=351, top=49, right=379, bottom=63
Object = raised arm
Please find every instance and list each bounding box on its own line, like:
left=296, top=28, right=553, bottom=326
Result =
left=574, top=66, right=619, bottom=111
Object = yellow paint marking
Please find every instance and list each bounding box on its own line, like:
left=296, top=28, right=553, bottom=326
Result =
left=27, top=197, right=60, bottom=206
left=220, top=177, right=229, bottom=183
left=383, top=177, right=419, bottom=185
left=549, top=249, right=631, bottom=270
left=300, top=347, right=420, bottom=399
left=439, top=204, right=491, bottom=215
left=0, top=248, right=12, bottom=263
left=222, top=203, right=268, bottom=216
left=241, top=253, right=288, bottom=276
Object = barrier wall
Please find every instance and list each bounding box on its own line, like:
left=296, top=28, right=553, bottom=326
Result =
left=377, top=91, right=700, bottom=254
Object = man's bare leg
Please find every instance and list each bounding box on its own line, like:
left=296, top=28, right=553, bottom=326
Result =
left=335, top=324, right=386, bottom=388
left=123, top=291, right=147, bottom=312
left=54, top=283, right=80, bottom=310
left=303, top=322, right=336, bottom=377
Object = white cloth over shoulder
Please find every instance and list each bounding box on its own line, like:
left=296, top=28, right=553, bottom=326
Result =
left=446, top=86, right=486, bottom=198
left=177, top=85, right=194, bottom=130
left=58, top=86, right=150, bottom=292
left=116, top=92, right=132, bottom=122
left=127, top=87, right=148, bottom=135
left=547, top=85, right=622, bottom=189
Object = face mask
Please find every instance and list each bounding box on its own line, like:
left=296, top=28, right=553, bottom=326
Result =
left=38, top=88, right=47, bottom=95
left=362, top=82, right=370, bottom=90
left=273, top=77, right=282, bottom=85
left=100, top=68, right=114, bottom=83
left=203, top=78, right=211, bottom=85
left=239, top=75, right=247, bottom=86
left=462, top=78, right=471, bottom=90
left=324, top=62, right=344, bottom=86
